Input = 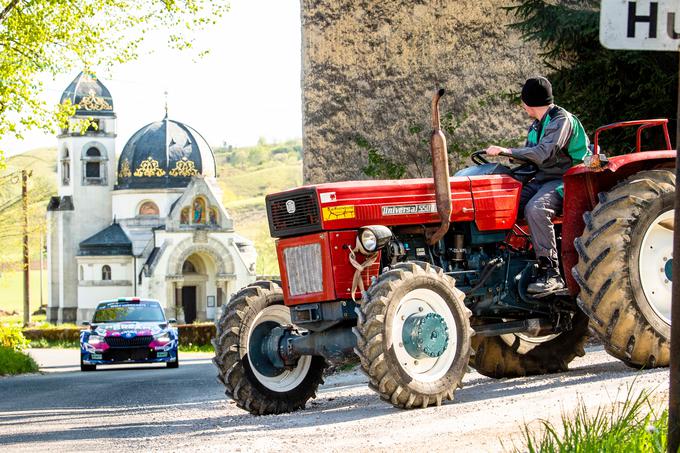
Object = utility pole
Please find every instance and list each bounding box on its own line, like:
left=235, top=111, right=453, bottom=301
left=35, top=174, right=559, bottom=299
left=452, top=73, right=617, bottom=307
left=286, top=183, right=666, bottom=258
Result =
left=22, top=169, right=30, bottom=326
left=39, top=229, right=44, bottom=310
left=669, top=54, right=680, bottom=453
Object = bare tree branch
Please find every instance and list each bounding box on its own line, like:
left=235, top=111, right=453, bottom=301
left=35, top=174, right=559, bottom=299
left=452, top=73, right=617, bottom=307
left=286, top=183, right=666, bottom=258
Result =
left=0, top=0, right=19, bottom=23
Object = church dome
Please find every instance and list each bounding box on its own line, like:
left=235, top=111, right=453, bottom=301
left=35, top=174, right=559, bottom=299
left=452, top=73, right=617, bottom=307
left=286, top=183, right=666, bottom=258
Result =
left=60, top=72, right=114, bottom=116
left=115, top=118, right=216, bottom=190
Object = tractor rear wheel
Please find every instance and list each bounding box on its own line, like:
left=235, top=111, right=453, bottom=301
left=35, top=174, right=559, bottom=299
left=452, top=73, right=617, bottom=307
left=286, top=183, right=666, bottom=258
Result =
left=212, top=281, right=327, bottom=415
left=470, top=309, right=590, bottom=378
left=573, top=169, right=675, bottom=368
left=354, top=261, right=473, bottom=409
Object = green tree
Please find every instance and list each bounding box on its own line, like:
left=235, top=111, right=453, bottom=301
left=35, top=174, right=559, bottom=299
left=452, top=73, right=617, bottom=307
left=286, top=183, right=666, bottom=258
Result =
left=0, top=0, right=229, bottom=164
left=507, top=0, right=678, bottom=153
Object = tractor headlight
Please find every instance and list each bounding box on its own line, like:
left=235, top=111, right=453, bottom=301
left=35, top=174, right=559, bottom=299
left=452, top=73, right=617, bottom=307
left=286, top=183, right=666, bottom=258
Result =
left=357, top=225, right=392, bottom=255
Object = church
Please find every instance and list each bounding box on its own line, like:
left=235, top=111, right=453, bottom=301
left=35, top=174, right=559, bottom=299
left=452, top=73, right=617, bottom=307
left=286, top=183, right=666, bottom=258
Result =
left=46, top=72, right=257, bottom=324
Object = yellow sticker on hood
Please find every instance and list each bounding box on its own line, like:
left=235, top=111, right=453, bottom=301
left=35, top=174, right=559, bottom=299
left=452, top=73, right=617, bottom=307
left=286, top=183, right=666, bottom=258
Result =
left=322, top=205, right=356, bottom=221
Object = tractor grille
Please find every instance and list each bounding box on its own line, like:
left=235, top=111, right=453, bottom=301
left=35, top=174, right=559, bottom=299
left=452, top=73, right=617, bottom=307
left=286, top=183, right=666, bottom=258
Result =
left=284, top=243, right=323, bottom=296
left=266, top=189, right=321, bottom=238
left=105, top=336, right=153, bottom=348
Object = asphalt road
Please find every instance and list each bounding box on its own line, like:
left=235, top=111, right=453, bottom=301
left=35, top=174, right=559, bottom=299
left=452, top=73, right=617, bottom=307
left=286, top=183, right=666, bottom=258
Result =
left=0, top=347, right=669, bottom=452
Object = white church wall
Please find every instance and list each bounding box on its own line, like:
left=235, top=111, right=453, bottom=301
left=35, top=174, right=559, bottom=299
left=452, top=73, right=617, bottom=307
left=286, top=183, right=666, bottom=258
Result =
left=76, top=256, right=134, bottom=322
left=112, top=189, right=183, bottom=219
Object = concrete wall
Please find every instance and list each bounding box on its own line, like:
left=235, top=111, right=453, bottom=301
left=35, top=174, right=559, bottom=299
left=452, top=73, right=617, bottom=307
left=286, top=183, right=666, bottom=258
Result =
left=301, top=0, right=543, bottom=183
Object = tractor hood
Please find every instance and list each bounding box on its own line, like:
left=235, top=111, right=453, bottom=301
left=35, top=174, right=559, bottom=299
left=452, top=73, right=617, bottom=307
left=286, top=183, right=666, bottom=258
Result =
left=265, top=175, right=522, bottom=238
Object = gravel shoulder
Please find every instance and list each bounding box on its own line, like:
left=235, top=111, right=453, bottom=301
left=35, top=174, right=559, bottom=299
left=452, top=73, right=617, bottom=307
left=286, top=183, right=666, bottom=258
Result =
left=0, top=346, right=669, bottom=452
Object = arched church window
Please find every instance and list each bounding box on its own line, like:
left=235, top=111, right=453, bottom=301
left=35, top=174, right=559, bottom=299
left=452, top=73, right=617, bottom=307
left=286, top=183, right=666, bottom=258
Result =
left=82, top=146, right=106, bottom=185
left=182, top=260, right=196, bottom=273
left=138, top=201, right=160, bottom=216
left=61, top=148, right=70, bottom=186
left=79, top=265, right=84, bottom=281
left=180, top=207, right=190, bottom=224
left=193, top=197, right=206, bottom=224
left=102, top=265, right=112, bottom=281
left=209, top=207, right=218, bottom=225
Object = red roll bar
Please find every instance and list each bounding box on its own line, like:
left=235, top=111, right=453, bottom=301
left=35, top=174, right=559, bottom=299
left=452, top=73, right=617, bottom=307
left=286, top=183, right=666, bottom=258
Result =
left=593, top=119, right=672, bottom=155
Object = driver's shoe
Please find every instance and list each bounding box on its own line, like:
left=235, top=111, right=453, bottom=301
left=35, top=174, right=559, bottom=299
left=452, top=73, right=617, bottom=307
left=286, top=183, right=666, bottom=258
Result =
left=527, top=267, right=565, bottom=294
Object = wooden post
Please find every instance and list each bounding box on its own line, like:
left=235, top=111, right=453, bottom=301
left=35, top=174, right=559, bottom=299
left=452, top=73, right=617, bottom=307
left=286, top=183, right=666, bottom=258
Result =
left=21, top=170, right=29, bottom=326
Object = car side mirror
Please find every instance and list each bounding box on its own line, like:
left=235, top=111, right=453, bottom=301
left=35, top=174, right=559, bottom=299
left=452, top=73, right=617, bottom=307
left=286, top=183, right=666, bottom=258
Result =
left=81, top=321, right=90, bottom=326
left=168, top=318, right=177, bottom=324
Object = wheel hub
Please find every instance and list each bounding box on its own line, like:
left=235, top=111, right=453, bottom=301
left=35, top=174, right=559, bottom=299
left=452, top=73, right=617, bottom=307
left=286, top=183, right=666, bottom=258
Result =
left=248, top=321, right=285, bottom=377
left=402, top=312, right=449, bottom=358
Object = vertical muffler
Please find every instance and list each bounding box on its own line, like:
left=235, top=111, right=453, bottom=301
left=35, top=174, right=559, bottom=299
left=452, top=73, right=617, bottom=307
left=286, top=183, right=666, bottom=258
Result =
left=427, top=89, right=452, bottom=245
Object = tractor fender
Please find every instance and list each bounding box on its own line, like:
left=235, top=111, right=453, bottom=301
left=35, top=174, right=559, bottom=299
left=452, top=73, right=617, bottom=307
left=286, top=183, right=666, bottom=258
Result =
left=561, top=150, right=676, bottom=295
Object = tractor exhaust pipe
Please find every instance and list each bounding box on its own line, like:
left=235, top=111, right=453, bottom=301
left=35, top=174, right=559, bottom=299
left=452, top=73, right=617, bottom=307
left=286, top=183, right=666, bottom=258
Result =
left=428, top=88, right=452, bottom=246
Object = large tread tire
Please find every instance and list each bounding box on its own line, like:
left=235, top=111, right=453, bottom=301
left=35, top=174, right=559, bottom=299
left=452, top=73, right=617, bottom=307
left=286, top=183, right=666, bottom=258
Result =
left=470, top=309, right=590, bottom=378
left=212, top=281, right=327, bottom=415
left=573, top=169, right=675, bottom=368
left=354, top=262, right=473, bottom=409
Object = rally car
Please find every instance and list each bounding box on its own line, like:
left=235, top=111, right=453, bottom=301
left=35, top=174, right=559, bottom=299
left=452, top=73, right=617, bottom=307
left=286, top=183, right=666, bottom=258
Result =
left=80, top=298, right=179, bottom=371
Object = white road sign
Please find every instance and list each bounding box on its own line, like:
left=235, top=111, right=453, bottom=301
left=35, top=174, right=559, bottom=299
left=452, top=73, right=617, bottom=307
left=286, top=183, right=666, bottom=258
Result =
left=600, top=0, right=680, bottom=51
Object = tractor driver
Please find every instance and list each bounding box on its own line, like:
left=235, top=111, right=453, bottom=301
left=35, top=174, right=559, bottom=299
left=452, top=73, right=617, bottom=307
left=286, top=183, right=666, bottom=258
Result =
left=485, top=76, right=590, bottom=295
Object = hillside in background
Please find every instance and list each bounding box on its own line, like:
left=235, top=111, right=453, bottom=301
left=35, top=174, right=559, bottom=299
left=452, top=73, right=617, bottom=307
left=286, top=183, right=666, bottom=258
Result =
left=0, top=141, right=301, bottom=312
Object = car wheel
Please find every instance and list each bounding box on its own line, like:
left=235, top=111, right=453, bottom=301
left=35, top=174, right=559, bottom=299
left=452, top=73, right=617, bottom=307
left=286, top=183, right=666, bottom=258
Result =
left=80, top=357, right=96, bottom=372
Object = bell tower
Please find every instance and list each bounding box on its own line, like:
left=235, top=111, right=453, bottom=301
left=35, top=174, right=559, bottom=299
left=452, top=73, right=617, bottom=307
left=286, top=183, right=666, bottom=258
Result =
left=47, top=72, right=116, bottom=323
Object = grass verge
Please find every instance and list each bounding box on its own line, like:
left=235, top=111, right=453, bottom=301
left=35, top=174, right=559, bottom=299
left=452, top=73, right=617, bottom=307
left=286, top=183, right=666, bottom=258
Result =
left=511, top=388, right=667, bottom=453
left=0, top=346, right=39, bottom=376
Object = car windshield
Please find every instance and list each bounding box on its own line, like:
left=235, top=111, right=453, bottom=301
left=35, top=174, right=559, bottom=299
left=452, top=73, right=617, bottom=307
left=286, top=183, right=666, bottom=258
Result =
left=93, top=302, right=165, bottom=323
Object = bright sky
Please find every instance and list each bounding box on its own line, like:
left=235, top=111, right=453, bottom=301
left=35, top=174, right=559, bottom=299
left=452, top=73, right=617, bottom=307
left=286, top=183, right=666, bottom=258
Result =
left=1, top=0, right=302, bottom=156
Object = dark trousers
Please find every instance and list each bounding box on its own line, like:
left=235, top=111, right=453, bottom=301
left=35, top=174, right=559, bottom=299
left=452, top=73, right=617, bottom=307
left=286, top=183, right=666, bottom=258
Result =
left=519, top=179, right=563, bottom=268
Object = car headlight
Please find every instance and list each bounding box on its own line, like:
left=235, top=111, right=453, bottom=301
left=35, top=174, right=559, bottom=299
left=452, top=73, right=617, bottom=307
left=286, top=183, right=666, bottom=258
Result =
left=88, top=335, right=104, bottom=345
left=155, top=332, right=171, bottom=344
left=357, top=225, right=392, bottom=255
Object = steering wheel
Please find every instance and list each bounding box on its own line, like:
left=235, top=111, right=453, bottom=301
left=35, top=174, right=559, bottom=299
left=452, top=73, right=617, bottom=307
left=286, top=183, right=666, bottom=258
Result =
left=470, top=150, right=538, bottom=179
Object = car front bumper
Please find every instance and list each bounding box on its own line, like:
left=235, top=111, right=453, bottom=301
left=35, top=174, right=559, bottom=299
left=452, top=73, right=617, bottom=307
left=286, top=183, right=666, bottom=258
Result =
left=81, top=346, right=178, bottom=365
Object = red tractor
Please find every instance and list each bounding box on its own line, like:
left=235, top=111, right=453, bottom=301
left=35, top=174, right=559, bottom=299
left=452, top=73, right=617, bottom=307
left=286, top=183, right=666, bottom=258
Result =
left=213, top=91, right=676, bottom=415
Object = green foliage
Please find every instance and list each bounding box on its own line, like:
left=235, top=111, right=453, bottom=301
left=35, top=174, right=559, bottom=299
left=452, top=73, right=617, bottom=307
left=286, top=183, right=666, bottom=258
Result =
left=29, top=338, right=78, bottom=349
left=0, top=345, right=38, bottom=375
left=356, top=135, right=406, bottom=179
left=506, top=0, right=678, bottom=154
left=216, top=139, right=302, bottom=170
left=0, top=323, right=30, bottom=350
left=512, top=388, right=667, bottom=453
left=0, top=0, right=229, bottom=160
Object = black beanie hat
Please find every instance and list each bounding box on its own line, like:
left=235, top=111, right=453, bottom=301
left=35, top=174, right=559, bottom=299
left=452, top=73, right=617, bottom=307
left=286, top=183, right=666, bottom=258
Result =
left=521, top=77, right=554, bottom=107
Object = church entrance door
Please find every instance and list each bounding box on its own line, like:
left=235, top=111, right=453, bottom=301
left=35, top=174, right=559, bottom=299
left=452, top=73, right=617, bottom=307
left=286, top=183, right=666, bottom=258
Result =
left=182, top=286, right=197, bottom=324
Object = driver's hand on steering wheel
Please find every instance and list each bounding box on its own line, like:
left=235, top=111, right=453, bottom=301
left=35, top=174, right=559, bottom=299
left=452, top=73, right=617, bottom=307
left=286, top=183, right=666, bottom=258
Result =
left=485, top=145, right=511, bottom=156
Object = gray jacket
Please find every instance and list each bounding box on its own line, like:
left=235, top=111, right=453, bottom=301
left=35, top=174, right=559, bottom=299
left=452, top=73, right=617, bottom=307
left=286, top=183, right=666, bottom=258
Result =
left=511, top=105, right=574, bottom=182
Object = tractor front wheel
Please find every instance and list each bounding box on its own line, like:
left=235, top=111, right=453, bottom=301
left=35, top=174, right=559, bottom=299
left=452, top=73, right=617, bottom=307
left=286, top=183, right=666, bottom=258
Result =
left=573, top=169, right=675, bottom=368
left=354, top=262, right=473, bottom=409
left=212, top=281, right=327, bottom=415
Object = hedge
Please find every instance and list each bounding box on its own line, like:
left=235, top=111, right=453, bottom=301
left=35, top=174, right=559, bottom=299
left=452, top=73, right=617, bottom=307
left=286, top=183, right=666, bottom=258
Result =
left=23, top=323, right=217, bottom=346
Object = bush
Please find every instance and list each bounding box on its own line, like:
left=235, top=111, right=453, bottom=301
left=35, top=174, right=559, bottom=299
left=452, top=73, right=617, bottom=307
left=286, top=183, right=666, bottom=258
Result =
left=0, top=346, right=39, bottom=375
left=22, top=327, right=81, bottom=343
left=0, top=324, right=31, bottom=351
left=23, top=323, right=217, bottom=347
